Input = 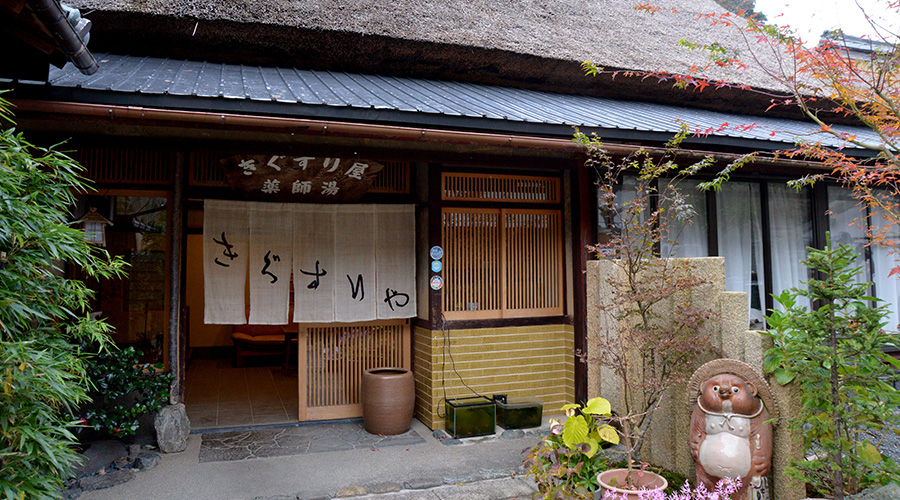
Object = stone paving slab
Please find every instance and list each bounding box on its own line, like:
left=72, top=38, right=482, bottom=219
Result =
left=344, top=477, right=536, bottom=500
left=431, top=478, right=536, bottom=500
left=200, top=422, right=426, bottom=462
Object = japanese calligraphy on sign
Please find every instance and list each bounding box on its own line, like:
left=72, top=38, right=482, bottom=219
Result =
left=222, top=155, right=384, bottom=202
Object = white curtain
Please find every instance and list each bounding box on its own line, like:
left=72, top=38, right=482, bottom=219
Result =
left=248, top=202, right=293, bottom=324
left=292, top=205, right=336, bottom=323
left=374, top=205, right=417, bottom=319
left=204, top=200, right=417, bottom=324
left=871, top=208, right=900, bottom=332
left=203, top=200, right=249, bottom=324
left=768, top=184, right=813, bottom=311
left=827, top=187, right=900, bottom=332
left=333, top=206, right=377, bottom=322
left=717, top=182, right=766, bottom=325
left=660, top=179, right=708, bottom=258
left=827, top=185, right=870, bottom=285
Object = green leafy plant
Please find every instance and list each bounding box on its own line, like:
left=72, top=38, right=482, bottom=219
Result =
left=78, top=345, right=172, bottom=438
left=764, top=234, right=900, bottom=499
left=0, top=95, right=127, bottom=499
left=525, top=396, right=619, bottom=499
left=579, top=129, right=723, bottom=487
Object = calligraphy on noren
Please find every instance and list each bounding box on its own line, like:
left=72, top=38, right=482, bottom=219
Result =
left=221, top=155, right=384, bottom=202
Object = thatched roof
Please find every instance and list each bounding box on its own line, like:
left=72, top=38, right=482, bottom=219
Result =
left=67, top=0, right=795, bottom=117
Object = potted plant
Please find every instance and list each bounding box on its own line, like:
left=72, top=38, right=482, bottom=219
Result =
left=525, top=396, right=619, bottom=499
left=578, top=130, right=724, bottom=497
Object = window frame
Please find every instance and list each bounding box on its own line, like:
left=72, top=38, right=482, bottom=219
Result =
left=439, top=170, right=565, bottom=321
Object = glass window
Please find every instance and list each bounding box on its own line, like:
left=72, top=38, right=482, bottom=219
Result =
left=827, top=185, right=870, bottom=285
left=871, top=208, right=900, bottom=331
left=768, top=184, right=813, bottom=310
left=830, top=185, right=900, bottom=331
left=717, top=182, right=766, bottom=328
left=660, top=178, right=709, bottom=258
left=598, top=176, right=638, bottom=244
left=95, top=195, right=169, bottom=363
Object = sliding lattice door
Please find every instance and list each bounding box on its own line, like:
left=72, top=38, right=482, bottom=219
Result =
left=442, top=209, right=502, bottom=319
left=441, top=207, right=564, bottom=319
left=298, top=320, right=411, bottom=421
left=503, top=210, right=564, bottom=317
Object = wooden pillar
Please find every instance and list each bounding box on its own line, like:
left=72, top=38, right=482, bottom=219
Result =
left=168, top=151, right=187, bottom=404
left=572, top=158, right=592, bottom=403
left=428, top=163, right=443, bottom=330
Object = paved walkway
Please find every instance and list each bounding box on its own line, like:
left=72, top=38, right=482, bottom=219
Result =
left=78, top=419, right=546, bottom=500
left=327, top=477, right=537, bottom=500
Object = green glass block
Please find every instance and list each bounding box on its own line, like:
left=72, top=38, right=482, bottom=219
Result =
left=445, top=396, right=496, bottom=438
left=496, top=399, right=543, bottom=429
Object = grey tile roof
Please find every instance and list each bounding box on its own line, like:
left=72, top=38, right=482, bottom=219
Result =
left=26, top=53, right=880, bottom=151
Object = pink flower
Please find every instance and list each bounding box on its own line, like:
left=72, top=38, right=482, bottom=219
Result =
left=549, top=418, right=563, bottom=436
left=600, top=477, right=741, bottom=500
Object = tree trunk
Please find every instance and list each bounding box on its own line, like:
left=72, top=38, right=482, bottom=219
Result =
left=830, top=306, right=844, bottom=500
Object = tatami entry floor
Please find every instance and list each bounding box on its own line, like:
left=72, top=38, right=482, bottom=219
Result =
left=185, top=358, right=299, bottom=430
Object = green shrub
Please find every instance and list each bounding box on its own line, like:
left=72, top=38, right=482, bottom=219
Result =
left=78, top=345, right=172, bottom=438
left=0, top=95, right=127, bottom=499
left=764, top=234, right=900, bottom=499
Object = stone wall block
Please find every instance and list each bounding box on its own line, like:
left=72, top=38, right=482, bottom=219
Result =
left=719, top=291, right=749, bottom=359
left=740, top=329, right=766, bottom=370
left=586, top=261, right=603, bottom=399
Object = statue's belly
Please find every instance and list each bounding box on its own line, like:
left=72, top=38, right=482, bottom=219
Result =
left=698, top=432, right=751, bottom=478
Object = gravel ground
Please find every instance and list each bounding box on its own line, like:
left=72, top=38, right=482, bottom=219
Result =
left=877, top=421, right=900, bottom=462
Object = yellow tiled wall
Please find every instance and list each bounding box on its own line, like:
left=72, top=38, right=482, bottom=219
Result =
left=413, top=324, right=575, bottom=430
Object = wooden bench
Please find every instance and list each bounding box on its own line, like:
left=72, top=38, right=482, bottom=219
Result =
left=231, top=325, right=287, bottom=367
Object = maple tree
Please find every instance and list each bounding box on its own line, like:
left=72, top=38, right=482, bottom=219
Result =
left=582, top=4, right=900, bottom=499
left=586, top=2, right=900, bottom=276
left=580, top=129, right=721, bottom=488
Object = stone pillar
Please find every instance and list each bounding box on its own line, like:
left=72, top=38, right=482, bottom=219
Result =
left=770, top=381, right=806, bottom=500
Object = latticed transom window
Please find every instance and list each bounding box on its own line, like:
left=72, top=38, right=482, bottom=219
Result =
left=441, top=173, right=563, bottom=319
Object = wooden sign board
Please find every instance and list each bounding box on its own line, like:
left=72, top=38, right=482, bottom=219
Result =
left=222, top=155, right=384, bottom=202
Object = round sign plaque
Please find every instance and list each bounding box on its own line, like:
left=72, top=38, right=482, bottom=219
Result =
left=429, top=246, right=444, bottom=260
left=430, top=276, right=444, bottom=290
left=431, top=260, right=443, bottom=273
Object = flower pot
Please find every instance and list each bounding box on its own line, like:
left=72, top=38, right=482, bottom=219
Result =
left=596, top=468, right=668, bottom=500
left=361, top=367, right=414, bottom=435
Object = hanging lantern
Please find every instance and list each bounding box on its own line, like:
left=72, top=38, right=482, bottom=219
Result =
left=77, top=207, right=112, bottom=247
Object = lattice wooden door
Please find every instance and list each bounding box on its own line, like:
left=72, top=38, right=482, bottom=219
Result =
left=298, top=320, right=411, bottom=421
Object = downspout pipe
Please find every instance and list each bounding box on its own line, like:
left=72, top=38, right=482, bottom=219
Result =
left=27, top=0, right=98, bottom=75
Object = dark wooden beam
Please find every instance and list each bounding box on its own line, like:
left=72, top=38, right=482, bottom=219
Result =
left=428, top=163, right=443, bottom=331
left=168, top=151, right=186, bottom=404
left=572, top=159, right=591, bottom=404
